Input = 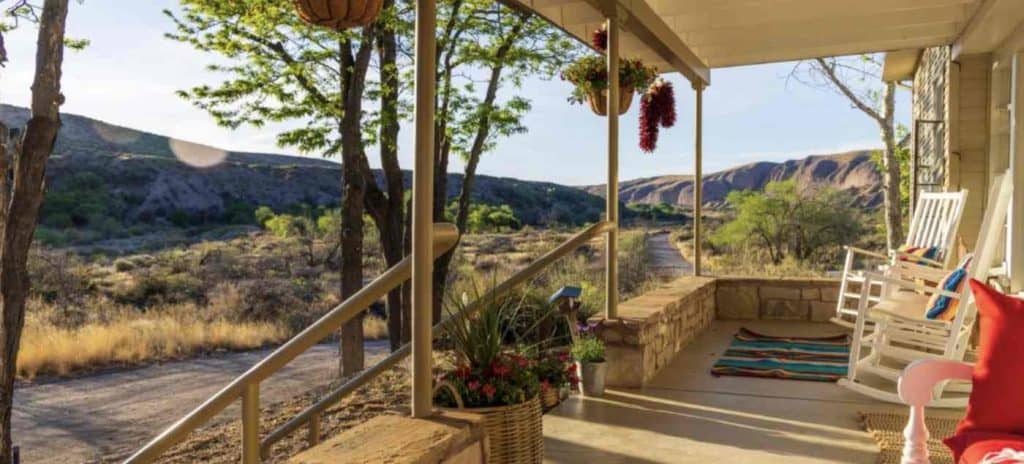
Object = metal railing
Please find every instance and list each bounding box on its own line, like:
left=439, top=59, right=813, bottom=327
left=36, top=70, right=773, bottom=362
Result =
left=125, top=220, right=614, bottom=463
left=124, top=223, right=460, bottom=463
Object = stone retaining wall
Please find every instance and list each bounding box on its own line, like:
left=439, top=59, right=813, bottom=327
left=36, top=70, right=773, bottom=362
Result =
left=714, top=277, right=840, bottom=322
left=591, top=277, right=716, bottom=388
left=589, top=276, right=841, bottom=387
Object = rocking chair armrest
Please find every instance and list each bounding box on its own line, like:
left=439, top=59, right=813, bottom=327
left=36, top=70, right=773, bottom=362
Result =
left=845, top=246, right=889, bottom=261
left=889, top=261, right=950, bottom=282
left=898, top=359, right=974, bottom=406
left=892, top=252, right=945, bottom=269
left=861, top=272, right=961, bottom=299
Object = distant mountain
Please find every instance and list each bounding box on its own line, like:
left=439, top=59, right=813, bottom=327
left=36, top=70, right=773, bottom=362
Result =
left=0, top=105, right=605, bottom=227
left=585, top=150, right=883, bottom=209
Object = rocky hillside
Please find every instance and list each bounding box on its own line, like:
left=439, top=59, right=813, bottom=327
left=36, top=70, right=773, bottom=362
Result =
left=586, top=150, right=883, bottom=209
left=0, top=105, right=605, bottom=227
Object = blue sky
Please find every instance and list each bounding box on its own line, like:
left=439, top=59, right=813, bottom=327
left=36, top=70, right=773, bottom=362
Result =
left=0, top=1, right=910, bottom=185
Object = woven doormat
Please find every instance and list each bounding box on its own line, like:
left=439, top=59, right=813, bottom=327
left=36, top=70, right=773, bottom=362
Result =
left=710, top=327, right=850, bottom=382
left=859, top=412, right=958, bottom=464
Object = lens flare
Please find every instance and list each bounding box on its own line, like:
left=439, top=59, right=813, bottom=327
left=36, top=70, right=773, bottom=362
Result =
left=169, top=138, right=228, bottom=168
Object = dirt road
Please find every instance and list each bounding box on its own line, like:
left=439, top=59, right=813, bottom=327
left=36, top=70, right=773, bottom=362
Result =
left=14, top=341, right=389, bottom=463
left=648, top=230, right=693, bottom=279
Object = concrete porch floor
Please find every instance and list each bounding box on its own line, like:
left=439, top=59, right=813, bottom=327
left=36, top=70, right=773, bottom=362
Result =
left=543, top=320, right=914, bottom=463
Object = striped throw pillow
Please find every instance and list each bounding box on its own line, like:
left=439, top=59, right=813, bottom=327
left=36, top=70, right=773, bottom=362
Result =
left=897, top=245, right=943, bottom=266
left=925, top=254, right=974, bottom=321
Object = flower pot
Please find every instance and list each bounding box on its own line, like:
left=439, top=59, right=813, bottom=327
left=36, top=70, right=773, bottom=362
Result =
left=293, top=0, right=383, bottom=30
left=576, top=361, right=607, bottom=397
left=436, top=383, right=543, bottom=463
left=587, top=86, right=634, bottom=116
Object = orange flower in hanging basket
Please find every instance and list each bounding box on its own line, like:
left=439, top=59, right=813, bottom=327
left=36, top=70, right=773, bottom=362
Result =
left=293, top=0, right=383, bottom=30
left=587, top=86, right=634, bottom=116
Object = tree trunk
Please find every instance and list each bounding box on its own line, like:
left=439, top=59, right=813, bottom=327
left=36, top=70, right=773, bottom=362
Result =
left=375, top=0, right=406, bottom=351
left=432, top=15, right=526, bottom=317
left=338, top=32, right=375, bottom=377
left=880, top=82, right=904, bottom=250
left=0, top=1, right=69, bottom=460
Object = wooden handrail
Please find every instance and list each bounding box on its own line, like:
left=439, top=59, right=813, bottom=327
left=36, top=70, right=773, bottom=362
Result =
left=124, top=223, right=460, bottom=464
left=259, top=220, right=615, bottom=455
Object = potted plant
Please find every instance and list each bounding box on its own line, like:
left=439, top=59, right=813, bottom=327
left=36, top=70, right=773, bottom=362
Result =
left=534, top=351, right=577, bottom=409
left=434, top=287, right=544, bottom=463
left=561, top=55, right=657, bottom=116
left=293, top=0, right=383, bottom=30
left=571, top=335, right=607, bottom=397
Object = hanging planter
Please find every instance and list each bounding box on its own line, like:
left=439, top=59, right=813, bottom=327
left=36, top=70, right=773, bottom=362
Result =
left=586, top=86, right=634, bottom=116
left=293, top=0, right=383, bottom=31
left=561, top=55, right=657, bottom=117
left=639, top=78, right=677, bottom=153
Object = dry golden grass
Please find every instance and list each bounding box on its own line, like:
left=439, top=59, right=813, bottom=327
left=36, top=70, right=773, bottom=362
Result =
left=362, top=316, right=388, bottom=340
left=18, top=311, right=287, bottom=380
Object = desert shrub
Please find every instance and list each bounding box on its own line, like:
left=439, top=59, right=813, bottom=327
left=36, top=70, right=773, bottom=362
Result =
left=113, top=258, right=136, bottom=272
left=254, top=206, right=275, bottom=226
left=466, top=204, right=521, bottom=233
left=114, top=270, right=206, bottom=306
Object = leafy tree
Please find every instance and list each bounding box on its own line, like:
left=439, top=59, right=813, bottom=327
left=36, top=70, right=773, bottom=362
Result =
left=429, top=0, right=579, bottom=322
left=464, top=204, right=520, bottom=233
left=167, top=0, right=377, bottom=375
left=788, top=55, right=907, bottom=251
left=713, top=181, right=864, bottom=265
left=0, top=1, right=71, bottom=459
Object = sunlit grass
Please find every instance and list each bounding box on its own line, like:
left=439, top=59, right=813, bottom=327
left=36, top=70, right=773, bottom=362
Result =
left=18, top=306, right=287, bottom=380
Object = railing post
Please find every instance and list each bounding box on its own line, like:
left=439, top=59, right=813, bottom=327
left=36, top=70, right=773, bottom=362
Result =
left=411, top=0, right=437, bottom=419
left=605, top=13, right=620, bottom=319
left=307, top=411, right=321, bottom=446
left=241, top=383, right=260, bottom=464
left=693, top=83, right=704, bottom=276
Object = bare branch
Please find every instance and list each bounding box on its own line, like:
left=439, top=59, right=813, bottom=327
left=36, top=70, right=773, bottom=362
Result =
left=813, top=57, right=884, bottom=124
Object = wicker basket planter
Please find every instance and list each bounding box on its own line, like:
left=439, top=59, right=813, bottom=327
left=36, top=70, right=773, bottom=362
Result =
left=438, top=383, right=543, bottom=464
left=541, top=387, right=560, bottom=409
left=293, top=0, right=383, bottom=30
left=587, top=86, right=634, bottom=116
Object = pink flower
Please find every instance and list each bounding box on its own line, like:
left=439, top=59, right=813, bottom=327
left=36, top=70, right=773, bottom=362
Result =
left=467, top=380, right=481, bottom=391
left=558, top=353, right=570, bottom=363
left=482, top=384, right=497, bottom=400
left=541, top=380, right=551, bottom=392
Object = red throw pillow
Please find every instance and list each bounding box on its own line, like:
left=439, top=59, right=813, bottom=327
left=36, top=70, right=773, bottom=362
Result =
left=944, top=279, right=1024, bottom=461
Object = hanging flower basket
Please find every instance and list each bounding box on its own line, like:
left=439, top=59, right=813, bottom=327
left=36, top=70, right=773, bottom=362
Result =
left=586, top=86, right=634, bottom=116
left=561, top=55, right=656, bottom=117
left=293, top=0, right=383, bottom=30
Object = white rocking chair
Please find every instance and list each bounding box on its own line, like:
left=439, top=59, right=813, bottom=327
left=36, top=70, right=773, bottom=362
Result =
left=832, top=190, right=969, bottom=329
left=838, top=172, right=1011, bottom=407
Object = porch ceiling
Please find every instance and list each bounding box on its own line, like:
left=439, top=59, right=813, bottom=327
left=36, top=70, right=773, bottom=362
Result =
left=503, top=0, right=984, bottom=79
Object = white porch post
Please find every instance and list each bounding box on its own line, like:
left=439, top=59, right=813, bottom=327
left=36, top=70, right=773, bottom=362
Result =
left=1009, top=52, right=1024, bottom=292
left=411, top=0, right=437, bottom=419
left=693, top=83, right=704, bottom=276
left=605, top=15, right=620, bottom=319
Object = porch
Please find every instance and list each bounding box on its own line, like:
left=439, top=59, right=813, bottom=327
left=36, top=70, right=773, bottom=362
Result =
left=544, top=319, right=896, bottom=464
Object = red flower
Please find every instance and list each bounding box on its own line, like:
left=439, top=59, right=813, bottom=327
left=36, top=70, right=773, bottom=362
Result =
left=491, top=361, right=511, bottom=377
left=482, top=383, right=497, bottom=400
left=541, top=380, right=551, bottom=392
left=468, top=380, right=481, bottom=391
left=592, top=25, right=607, bottom=51
left=558, top=353, right=570, bottom=363
left=454, top=364, right=471, bottom=379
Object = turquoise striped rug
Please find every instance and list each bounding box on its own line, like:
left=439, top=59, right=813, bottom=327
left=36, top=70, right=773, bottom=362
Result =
left=711, top=328, right=851, bottom=382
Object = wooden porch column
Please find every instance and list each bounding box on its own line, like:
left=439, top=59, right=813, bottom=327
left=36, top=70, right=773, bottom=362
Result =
left=1010, top=52, right=1024, bottom=292
left=411, top=0, right=437, bottom=419
left=605, top=14, right=620, bottom=319
left=693, top=83, right=704, bottom=276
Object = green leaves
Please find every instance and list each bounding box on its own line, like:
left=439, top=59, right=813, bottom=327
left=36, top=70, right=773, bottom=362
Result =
left=713, top=180, right=865, bottom=265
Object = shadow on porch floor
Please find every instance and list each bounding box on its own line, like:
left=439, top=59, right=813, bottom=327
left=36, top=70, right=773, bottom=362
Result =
left=543, top=320, right=924, bottom=463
